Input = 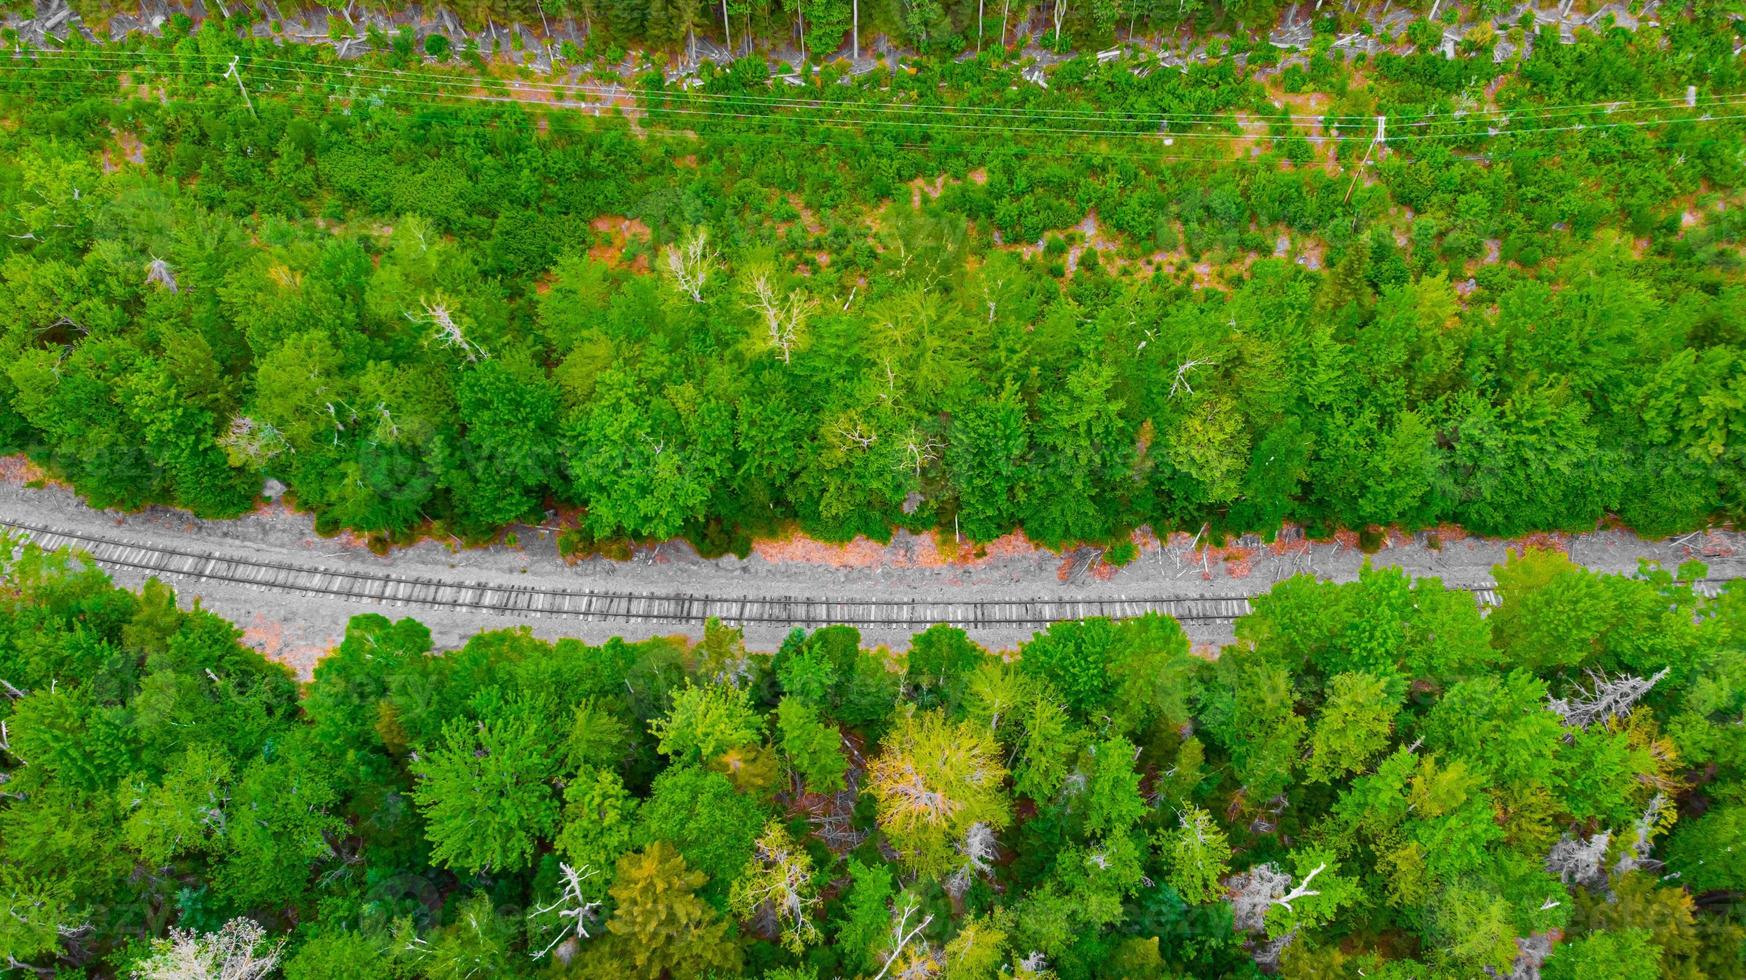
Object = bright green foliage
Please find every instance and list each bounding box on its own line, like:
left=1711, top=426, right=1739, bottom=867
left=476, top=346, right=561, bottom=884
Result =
left=122, top=744, right=235, bottom=867
left=1013, top=690, right=1082, bottom=804
left=776, top=696, right=848, bottom=793
left=217, top=737, right=344, bottom=909
left=6, top=687, right=136, bottom=794
left=1078, top=736, right=1147, bottom=836
left=410, top=697, right=563, bottom=874
left=1542, top=930, right=1661, bottom=980
left=1664, top=805, right=1746, bottom=893
left=1199, top=657, right=1305, bottom=801
left=4, top=539, right=1746, bottom=976
left=904, top=624, right=983, bottom=712
left=1018, top=618, right=1120, bottom=717
left=554, top=766, right=639, bottom=894
left=5, top=18, right=1746, bottom=555
left=562, top=698, right=632, bottom=772
left=411, top=893, right=521, bottom=980
left=632, top=765, right=766, bottom=907
left=281, top=931, right=390, bottom=980
left=0, top=866, right=76, bottom=966
left=834, top=860, right=896, bottom=976
left=648, top=679, right=762, bottom=763
left=1160, top=806, right=1232, bottom=904
left=1304, top=672, right=1401, bottom=782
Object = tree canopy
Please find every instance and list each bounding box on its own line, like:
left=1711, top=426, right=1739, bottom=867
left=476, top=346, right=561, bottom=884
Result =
left=2, top=537, right=1743, bottom=976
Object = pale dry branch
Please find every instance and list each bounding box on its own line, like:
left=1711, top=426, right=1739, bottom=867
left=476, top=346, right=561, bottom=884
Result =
left=1169, top=358, right=1214, bottom=399
left=217, top=416, right=290, bottom=465
left=409, top=299, right=487, bottom=362
left=1548, top=668, right=1669, bottom=730
left=665, top=228, right=715, bottom=302
left=145, top=257, right=178, bottom=292
left=899, top=429, right=942, bottom=477
left=837, top=419, right=878, bottom=450
left=130, top=917, right=284, bottom=980
left=872, top=897, right=936, bottom=980
left=527, top=863, right=601, bottom=960
left=945, top=821, right=998, bottom=898
left=747, top=273, right=817, bottom=363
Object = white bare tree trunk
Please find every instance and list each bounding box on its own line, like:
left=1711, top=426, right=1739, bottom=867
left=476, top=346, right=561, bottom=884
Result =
left=528, top=864, right=602, bottom=960
left=665, top=228, right=715, bottom=302
left=1549, top=669, right=1670, bottom=729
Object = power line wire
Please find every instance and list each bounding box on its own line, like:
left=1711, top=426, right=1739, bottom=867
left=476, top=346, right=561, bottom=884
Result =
left=14, top=44, right=1745, bottom=131
left=7, top=53, right=1742, bottom=149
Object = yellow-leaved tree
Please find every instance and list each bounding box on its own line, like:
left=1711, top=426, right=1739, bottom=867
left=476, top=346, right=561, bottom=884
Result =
left=866, top=708, right=1011, bottom=879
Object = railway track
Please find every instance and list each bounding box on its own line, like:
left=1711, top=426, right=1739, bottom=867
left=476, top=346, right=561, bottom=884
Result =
left=0, top=519, right=1731, bottom=632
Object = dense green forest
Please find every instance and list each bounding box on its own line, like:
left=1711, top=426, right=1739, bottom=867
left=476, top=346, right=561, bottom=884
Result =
left=1, top=540, right=1744, bottom=976
left=2, top=11, right=1745, bottom=553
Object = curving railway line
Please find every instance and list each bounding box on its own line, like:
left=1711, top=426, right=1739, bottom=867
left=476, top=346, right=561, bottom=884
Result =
left=1, top=519, right=1733, bottom=632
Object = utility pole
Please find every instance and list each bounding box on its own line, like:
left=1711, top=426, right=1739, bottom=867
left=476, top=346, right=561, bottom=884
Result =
left=977, top=0, right=984, bottom=52
left=223, top=56, right=255, bottom=118
left=852, top=0, right=858, bottom=56
left=1343, top=115, right=1384, bottom=228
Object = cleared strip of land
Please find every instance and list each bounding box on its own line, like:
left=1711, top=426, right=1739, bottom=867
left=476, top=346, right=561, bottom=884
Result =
left=4, top=481, right=1739, bottom=675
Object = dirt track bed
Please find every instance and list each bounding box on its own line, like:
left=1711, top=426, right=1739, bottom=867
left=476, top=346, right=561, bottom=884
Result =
left=2, top=482, right=1739, bottom=677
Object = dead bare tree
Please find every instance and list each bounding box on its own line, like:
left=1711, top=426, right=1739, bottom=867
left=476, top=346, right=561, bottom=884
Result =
left=527, top=863, right=601, bottom=962
left=1169, top=357, right=1213, bottom=398
left=899, top=428, right=942, bottom=478
left=747, top=272, right=817, bottom=363
left=408, top=299, right=487, bottom=362
left=734, top=827, right=822, bottom=951
left=1546, top=831, right=1612, bottom=890
left=1493, top=932, right=1555, bottom=980
left=872, top=895, right=936, bottom=980
left=1548, top=668, right=1670, bottom=729
left=665, top=227, right=715, bottom=302
left=130, top=917, right=284, bottom=980
left=806, top=773, right=871, bottom=853
left=217, top=415, right=291, bottom=465
left=945, top=821, right=999, bottom=898
left=1222, top=861, right=1324, bottom=968
left=145, top=257, right=178, bottom=292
